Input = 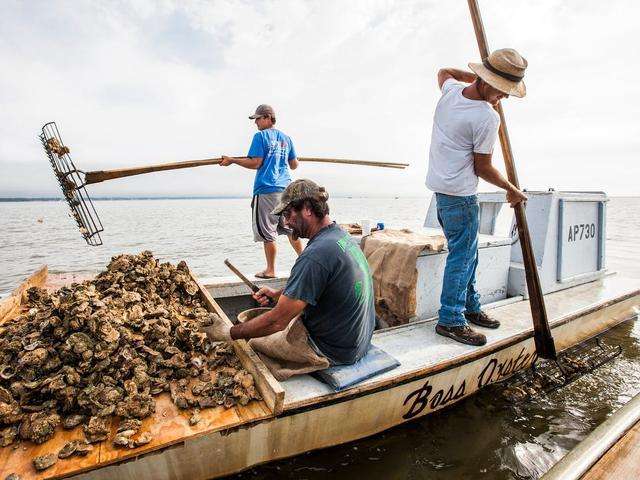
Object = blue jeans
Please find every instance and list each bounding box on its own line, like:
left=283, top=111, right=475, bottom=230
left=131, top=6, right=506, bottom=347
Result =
left=436, top=193, right=481, bottom=327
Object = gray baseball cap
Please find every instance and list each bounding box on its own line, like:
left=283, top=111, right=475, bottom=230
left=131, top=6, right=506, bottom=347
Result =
left=272, top=179, right=329, bottom=215
left=249, top=104, right=275, bottom=119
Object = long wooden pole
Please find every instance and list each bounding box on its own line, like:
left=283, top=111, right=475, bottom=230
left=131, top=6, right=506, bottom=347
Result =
left=84, top=157, right=408, bottom=185
left=467, top=0, right=557, bottom=359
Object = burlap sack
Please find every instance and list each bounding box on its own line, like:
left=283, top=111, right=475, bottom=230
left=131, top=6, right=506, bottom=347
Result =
left=249, top=316, right=330, bottom=381
left=362, top=229, right=446, bottom=327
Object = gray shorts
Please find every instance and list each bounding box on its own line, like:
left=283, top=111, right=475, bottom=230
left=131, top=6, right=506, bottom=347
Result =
left=251, top=192, right=292, bottom=242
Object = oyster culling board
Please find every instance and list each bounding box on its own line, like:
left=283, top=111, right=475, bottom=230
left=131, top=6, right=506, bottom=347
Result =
left=0, top=253, right=279, bottom=479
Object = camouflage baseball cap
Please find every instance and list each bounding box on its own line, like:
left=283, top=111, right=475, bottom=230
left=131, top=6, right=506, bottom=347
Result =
left=249, top=104, right=275, bottom=119
left=271, top=179, right=329, bottom=215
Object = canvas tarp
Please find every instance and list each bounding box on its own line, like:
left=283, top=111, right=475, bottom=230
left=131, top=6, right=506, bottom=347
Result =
left=363, top=229, right=446, bottom=327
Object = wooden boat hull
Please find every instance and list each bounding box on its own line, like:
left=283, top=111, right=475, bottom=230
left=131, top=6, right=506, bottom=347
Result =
left=74, top=282, right=640, bottom=480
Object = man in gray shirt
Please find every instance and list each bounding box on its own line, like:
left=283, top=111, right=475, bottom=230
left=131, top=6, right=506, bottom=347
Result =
left=202, top=179, right=375, bottom=374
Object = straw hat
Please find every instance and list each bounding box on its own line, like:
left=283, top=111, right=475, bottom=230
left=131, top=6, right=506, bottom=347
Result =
left=469, top=48, right=527, bottom=98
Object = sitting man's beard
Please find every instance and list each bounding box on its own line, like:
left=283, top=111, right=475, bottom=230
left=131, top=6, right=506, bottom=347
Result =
left=288, top=217, right=306, bottom=241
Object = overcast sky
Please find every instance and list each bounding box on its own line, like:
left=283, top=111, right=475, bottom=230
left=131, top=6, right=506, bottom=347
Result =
left=1, top=0, right=638, bottom=198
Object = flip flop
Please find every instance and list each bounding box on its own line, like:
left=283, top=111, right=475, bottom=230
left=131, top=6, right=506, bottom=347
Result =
left=255, top=272, right=276, bottom=279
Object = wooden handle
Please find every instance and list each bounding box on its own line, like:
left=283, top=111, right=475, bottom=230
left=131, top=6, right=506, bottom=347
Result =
left=224, top=259, right=260, bottom=293
left=83, top=156, right=408, bottom=185
left=467, top=0, right=557, bottom=360
left=299, top=158, right=408, bottom=169
left=224, top=259, right=276, bottom=308
left=84, top=157, right=231, bottom=184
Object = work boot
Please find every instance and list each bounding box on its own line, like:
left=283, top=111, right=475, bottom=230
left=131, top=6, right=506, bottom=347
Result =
left=465, top=311, right=500, bottom=329
left=435, top=324, right=487, bottom=346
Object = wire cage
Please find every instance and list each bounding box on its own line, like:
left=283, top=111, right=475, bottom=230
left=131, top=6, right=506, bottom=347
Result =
left=501, top=334, right=622, bottom=403
left=40, top=122, right=104, bottom=246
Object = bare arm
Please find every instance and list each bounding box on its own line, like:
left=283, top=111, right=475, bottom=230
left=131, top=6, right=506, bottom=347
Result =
left=288, top=157, right=299, bottom=170
left=473, top=152, right=527, bottom=207
left=220, top=155, right=263, bottom=170
left=437, top=68, right=477, bottom=90
left=230, top=294, right=305, bottom=339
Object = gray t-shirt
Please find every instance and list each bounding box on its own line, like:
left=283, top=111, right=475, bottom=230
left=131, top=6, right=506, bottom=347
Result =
left=283, top=223, right=375, bottom=364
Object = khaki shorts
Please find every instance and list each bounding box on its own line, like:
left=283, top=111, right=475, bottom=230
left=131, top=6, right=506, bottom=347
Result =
left=251, top=192, right=292, bottom=242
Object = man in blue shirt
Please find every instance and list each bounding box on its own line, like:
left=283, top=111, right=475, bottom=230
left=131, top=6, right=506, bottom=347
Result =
left=221, top=104, right=303, bottom=278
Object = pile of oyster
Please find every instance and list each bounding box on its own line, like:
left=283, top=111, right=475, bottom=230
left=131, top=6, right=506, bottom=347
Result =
left=0, top=251, right=260, bottom=471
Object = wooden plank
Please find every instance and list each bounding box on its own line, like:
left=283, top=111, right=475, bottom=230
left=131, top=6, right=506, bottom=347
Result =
left=96, top=392, right=252, bottom=467
left=0, top=392, right=273, bottom=479
left=0, top=265, right=48, bottom=324
left=189, top=268, right=285, bottom=415
left=0, top=423, right=101, bottom=479
left=581, top=421, right=640, bottom=480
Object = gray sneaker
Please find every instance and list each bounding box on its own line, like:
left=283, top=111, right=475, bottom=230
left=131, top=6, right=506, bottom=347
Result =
left=435, top=324, right=487, bottom=346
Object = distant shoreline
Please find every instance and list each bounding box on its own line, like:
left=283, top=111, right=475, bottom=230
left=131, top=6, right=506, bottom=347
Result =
left=0, top=196, right=247, bottom=202
left=0, top=195, right=424, bottom=202
left=0, top=194, right=637, bottom=203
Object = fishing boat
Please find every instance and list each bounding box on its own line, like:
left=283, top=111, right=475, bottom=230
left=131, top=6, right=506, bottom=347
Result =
left=1, top=190, right=639, bottom=480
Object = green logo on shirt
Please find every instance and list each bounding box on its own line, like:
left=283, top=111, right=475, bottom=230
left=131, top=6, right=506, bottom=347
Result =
left=337, top=234, right=373, bottom=304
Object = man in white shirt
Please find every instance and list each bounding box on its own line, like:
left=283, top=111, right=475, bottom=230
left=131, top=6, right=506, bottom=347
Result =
left=426, top=48, right=528, bottom=346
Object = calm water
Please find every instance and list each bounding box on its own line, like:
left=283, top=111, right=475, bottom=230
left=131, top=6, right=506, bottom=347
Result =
left=1, top=196, right=639, bottom=479
left=0, top=197, right=426, bottom=297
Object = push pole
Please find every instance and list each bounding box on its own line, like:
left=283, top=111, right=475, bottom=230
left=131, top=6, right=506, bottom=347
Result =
left=467, top=0, right=557, bottom=359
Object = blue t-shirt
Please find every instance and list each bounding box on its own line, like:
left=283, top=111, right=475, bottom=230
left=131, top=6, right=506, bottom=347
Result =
left=283, top=223, right=375, bottom=365
left=247, top=128, right=296, bottom=195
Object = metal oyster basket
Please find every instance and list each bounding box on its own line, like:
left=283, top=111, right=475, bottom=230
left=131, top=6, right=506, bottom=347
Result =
left=40, top=122, right=104, bottom=246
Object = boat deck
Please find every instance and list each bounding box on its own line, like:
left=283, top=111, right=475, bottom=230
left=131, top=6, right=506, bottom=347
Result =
left=278, top=275, right=640, bottom=410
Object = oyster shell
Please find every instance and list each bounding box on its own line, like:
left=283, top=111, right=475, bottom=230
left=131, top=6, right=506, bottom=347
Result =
left=33, top=453, right=57, bottom=471
left=83, top=416, right=109, bottom=443
left=62, top=414, right=85, bottom=429
left=112, top=430, right=135, bottom=448
left=133, top=431, right=153, bottom=447
left=58, top=440, right=79, bottom=458
left=18, top=412, right=60, bottom=444
left=117, top=418, right=141, bottom=433
left=0, top=426, right=18, bottom=447
left=189, top=409, right=200, bottom=426
left=74, top=440, right=94, bottom=456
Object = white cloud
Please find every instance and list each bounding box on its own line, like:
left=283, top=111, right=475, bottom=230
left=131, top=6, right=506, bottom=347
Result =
left=0, top=0, right=638, bottom=197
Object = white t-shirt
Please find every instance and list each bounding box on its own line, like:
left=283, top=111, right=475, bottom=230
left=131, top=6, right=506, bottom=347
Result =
left=425, top=79, right=500, bottom=196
